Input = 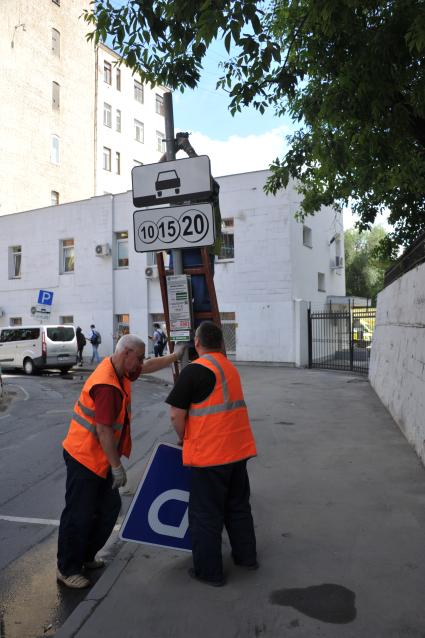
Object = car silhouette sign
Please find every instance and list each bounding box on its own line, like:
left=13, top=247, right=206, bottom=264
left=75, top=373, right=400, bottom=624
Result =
left=155, top=170, right=181, bottom=197
left=132, top=155, right=212, bottom=207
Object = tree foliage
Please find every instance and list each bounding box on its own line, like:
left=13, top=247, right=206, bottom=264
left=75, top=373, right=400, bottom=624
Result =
left=83, top=1, right=425, bottom=252
left=344, top=226, right=394, bottom=302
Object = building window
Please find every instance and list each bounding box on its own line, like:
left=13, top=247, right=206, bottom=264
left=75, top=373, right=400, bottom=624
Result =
left=303, top=225, right=312, bottom=248
left=135, top=119, right=144, bottom=143
left=134, top=80, right=144, bottom=103
left=318, top=272, right=326, bottom=292
left=51, top=135, right=60, bottom=164
left=104, top=61, right=112, bottom=85
left=115, top=314, right=130, bottom=343
left=218, top=218, right=234, bottom=260
left=52, top=81, right=60, bottom=110
left=115, top=231, right=129, bottom=268
left=59, top=315, right=73, bottom=324
left=155, top=94, right=164, bottom=115
left=116, top=68, right=121, bottom=91
left=156, top=131, right=165, bottom=153
left=10, top=317, right=22, bottom=326
left=115, top=151, right=121, bottom=175
left=51, top=28, right=60, bottom=56
left=51, top=190, right=59, bottom=206
left=116, top=109, right=121, bottom=132
left=8, top=245, right=22, bottom=279
left=103, top=102, right=112, bottom=127
left=61, top=239, right=74, bottom=274
left=103, top=147, right=111, bottom=171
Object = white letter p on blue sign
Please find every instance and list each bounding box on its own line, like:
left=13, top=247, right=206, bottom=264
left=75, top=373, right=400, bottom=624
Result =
left=119, top=443, right=192, bottom=551
left=148, top=489, right=189, bottom=538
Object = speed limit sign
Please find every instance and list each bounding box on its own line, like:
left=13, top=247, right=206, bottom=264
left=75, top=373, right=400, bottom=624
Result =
left=133, top=203, right=215, bottom=253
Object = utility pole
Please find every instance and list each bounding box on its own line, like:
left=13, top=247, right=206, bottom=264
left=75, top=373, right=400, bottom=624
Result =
left=163, top=92, right=183, bottom=275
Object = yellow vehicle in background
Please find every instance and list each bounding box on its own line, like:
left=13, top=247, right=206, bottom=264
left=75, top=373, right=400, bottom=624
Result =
left=352, top=310, right=376, bottom=348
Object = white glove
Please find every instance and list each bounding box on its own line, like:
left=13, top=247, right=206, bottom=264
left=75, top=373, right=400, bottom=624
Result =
left=111, top=464, right=127, bottom=489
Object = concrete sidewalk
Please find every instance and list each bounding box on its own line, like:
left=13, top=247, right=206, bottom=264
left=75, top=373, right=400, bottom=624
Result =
left=56, top=366, right=425, bottom=638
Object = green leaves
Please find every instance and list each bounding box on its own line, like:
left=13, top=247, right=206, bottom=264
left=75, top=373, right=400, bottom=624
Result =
left=83, top=0, right=425, bottom=250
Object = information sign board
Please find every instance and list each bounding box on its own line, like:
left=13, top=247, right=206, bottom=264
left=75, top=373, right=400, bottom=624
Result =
left=119, top=442, right=191, bottom=551
left=166, top=275, right=193, bottom=338
left=133, top=202, right=215, bottom=253
left=132, top=155, right=212, bottom=208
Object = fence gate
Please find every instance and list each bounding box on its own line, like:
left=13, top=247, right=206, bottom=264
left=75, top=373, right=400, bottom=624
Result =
left=308, top=306, right=376, bottom=374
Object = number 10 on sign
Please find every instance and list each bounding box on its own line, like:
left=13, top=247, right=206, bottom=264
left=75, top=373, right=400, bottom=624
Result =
left=133, top=203, right=215, bottom=253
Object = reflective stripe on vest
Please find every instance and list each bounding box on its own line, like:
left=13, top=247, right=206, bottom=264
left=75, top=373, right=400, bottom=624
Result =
left=72, top=409, right=123, bottom=437
left=188, top=354, right=247, bottom=416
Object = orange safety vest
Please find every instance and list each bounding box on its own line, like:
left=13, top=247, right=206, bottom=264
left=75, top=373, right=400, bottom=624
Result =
left=183, top=353, right=257, bottom=467
left=63, top=357, right=132, bottom=478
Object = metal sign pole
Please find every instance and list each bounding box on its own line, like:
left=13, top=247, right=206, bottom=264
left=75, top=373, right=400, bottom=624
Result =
left=163, top=92, right=183, bottom=275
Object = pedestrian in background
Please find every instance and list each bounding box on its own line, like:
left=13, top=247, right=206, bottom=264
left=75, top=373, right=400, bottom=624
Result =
left=76, top=327, right=86, bottom=367
left=167, top=321, right=258, bottom=587
left=89, top=324, right=101, bottom=364
left=149, top=323, right=167, bottom=357
left=57, top=333, right=184, bottom=589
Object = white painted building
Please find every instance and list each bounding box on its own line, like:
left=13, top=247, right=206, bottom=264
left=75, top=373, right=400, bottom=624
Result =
left=0, top=1, right=166, bottom=215
left=0, top=170, right=345, bottom=364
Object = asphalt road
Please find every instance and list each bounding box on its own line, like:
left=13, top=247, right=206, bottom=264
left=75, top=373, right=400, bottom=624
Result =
left=0, top=368, right=175, bottom=638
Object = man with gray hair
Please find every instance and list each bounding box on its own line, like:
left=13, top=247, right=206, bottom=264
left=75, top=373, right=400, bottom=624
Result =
left=57, top=333, right=183, bottom=589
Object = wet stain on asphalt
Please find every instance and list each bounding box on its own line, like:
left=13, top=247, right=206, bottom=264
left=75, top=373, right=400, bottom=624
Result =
left=270, top=583, right=356, bottom=624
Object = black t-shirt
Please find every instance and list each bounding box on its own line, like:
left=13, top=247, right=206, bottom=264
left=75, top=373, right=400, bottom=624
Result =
left=165, top=363, right=216, bottom=410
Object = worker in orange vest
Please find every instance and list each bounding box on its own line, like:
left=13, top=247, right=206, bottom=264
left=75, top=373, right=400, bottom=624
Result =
left=57, top=333, right=183, bottom=589
left=166, top=321, right=257, bottom=586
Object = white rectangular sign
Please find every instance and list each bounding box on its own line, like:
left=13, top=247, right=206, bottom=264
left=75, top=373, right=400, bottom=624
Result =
left=132, top=155, right=212, bottom=208
left=133, top=202, right=215, bottom=253
left=167, top=275, right=192, bottom=332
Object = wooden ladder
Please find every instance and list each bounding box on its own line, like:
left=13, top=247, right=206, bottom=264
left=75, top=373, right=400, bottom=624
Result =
left=156, top=248, right=222, bottom=379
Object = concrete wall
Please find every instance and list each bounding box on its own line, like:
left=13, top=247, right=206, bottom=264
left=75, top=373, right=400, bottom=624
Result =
left=369, top=263, right=425, bottom=463
left=0, top=0, right=95, bottom=214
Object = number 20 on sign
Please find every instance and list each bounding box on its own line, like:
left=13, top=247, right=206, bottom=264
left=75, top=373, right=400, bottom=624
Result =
left=133, top=203, right=215, bottom=253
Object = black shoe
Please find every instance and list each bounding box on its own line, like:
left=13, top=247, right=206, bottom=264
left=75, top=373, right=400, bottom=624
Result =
left=234, top=560, right=259, bottom=570
left=188, top=568, right=225, bottom=587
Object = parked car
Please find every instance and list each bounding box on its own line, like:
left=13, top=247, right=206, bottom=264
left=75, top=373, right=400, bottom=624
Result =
left=0, top=325, right=78, bottom=374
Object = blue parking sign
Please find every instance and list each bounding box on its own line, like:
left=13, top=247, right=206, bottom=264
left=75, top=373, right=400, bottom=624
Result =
left=119, top=442, right=191, bottom=552
left=37, top=290, right=54, bottom=306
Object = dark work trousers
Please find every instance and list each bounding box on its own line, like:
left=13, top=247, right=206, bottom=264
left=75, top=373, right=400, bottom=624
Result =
left=189, top=459, right=257, bottom=583
left=57, top=450, right=121, bottom=576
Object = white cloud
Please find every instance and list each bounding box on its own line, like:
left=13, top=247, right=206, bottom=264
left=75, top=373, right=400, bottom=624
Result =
left=185, top=126, right=290, bottom=177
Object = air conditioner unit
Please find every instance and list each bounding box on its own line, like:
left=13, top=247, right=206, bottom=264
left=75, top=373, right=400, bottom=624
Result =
left=145, top=265, right=158, bottom=279
left=95, top=243, right=111, bottom=257
left=331, top=256, right=344, bottom=269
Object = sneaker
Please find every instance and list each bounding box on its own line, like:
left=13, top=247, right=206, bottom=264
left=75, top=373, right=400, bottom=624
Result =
left=188, top=568, right=225, bottom=587
left=56, top=568, right=90, bottom=589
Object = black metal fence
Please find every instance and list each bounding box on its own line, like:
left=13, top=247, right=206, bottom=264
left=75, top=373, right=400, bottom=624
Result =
left=384, top=230, right=425, bottom=287
left=308, top=306, right=376, bottom=374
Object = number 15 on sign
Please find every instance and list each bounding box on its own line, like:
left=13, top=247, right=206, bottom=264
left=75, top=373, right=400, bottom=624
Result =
left=133, top=203, right=215, bottom=253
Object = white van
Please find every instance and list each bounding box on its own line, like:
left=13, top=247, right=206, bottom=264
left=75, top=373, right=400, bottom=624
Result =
left=0, top=325, right=78, bottom=374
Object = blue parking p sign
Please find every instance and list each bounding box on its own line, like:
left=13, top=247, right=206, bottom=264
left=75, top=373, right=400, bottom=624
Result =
left=37, top=290, right=54, bottom=306
left=119, top=442, right=191, bottom=552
